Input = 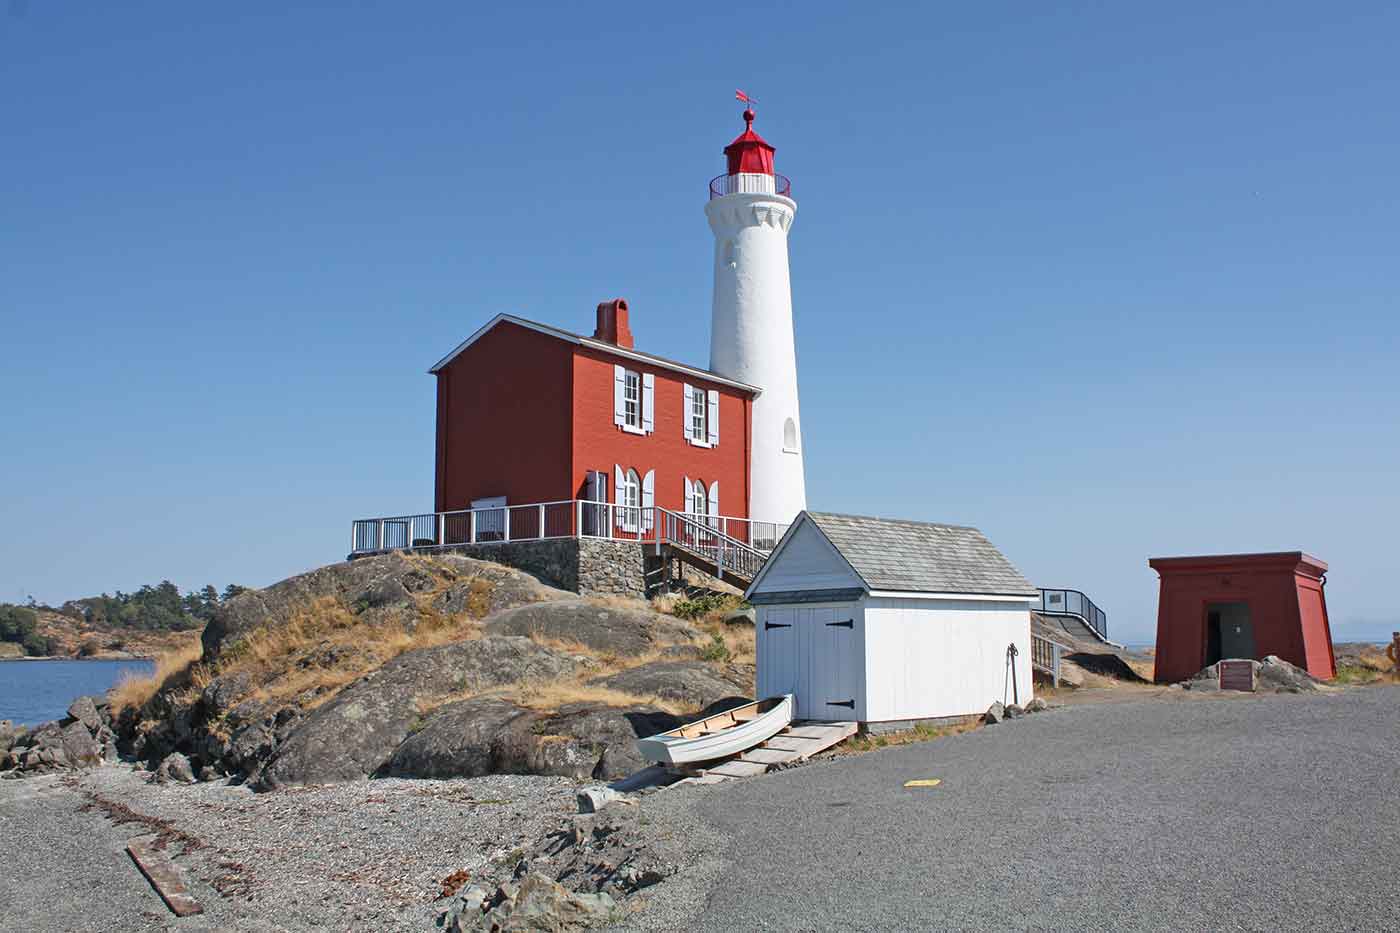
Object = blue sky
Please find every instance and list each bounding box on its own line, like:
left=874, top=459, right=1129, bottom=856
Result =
left=3, top=2, right=1396, bottom=644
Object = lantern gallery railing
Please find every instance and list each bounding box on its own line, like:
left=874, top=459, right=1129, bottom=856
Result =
left=708, top=172, right=792, bottom=199
left=1032, top=588, right=1109, bottom=641
left=350, top=500, right=789, bottom=557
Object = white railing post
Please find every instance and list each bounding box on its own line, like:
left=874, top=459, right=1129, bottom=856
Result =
left=576, top=499, right=584, bottom=537
left=538, top=503, right=545, bottom=540
left=504, top=508, right=511, bottom=542
left=437, top=513, right=445, bottom=546
left=470, top=510, right=477, bottom=544
left=378, top=519, right=385, bottom=551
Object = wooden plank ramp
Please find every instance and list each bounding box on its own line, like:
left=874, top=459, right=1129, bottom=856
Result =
left=672, top=720, right=857, bottom=787
left=126, top=835, right=204, bottom=917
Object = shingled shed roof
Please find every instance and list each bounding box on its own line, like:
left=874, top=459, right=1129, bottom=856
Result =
left=805, top=512, right=1039, bottom=597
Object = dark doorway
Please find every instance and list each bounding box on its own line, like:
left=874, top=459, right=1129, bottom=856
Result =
left=1205, top=602, right=1254, bottom=664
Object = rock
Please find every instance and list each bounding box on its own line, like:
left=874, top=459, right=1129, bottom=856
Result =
left=1004, top=704, right=1025, bottom=719
left=531, top=704, right=683, bottom=781
left=440, top=884, right=491, bottom=933
left=60, top=722, right=102, bottom=768
left=1025, top=698, right=1049, bottom=713
left=203, top=552, right=570, bottom=661
left=201, top=673, right=254, bottom=717
left=197, top=764, right=224, bottom=782
left=390, top=699, right=680, bottom=782
left=723, top=608, right=756, bottom=626
left=484, top=600, right=700, bottom=656
left=983, top=702, right=1005, bottom=724
left=0, top=721, right=24, bottom=753
left=576, top=786, right=635, bottom=814
left=480, top=872, right=615, bottom=932
left=259, top=636, right=578, bottom=788
left=1257, top=655, right=1319, bottom=693
left=588, top=660, right=750, bottom=710
left=155, top=752, right=196, bottom=784
left=387, top=697, right=538, bottom=779
left=66, top=696, right=102, bottom=731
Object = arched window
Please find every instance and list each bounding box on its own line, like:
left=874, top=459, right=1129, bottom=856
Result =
left=783, top=417, right=799, bottom=452
left=690, top=479, right=707, bottom=516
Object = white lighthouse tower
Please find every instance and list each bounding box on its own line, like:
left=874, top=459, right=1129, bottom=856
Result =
left=706, top=106, right=806, bottom=527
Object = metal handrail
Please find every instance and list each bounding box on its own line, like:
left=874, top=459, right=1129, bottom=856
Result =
left=653, top=507, right=767, bottom=583
left=1031, top=634, right=1069, bottom=688
left=708, top=172, right=792, bottom=200
left=1033, top=588, right=1109, bottom=641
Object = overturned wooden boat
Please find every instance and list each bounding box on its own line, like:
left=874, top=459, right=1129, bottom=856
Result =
left=635, top=695, right=794, bottom=766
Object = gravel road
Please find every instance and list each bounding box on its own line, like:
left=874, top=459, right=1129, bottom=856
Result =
left=630, top=686, right=1400, bottom=932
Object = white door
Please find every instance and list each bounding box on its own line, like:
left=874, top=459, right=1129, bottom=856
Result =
left=759, top=605, right=858, bottom=721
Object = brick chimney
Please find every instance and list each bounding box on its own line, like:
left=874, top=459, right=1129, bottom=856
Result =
left=592, top=298, right=634, bottom=349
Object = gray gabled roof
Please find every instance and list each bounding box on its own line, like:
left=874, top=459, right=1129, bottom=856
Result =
left=804, top=511, right=1039, bottom=597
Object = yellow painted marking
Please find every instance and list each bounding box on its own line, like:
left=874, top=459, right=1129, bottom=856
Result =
left=904, top=778, right=942, bottom=788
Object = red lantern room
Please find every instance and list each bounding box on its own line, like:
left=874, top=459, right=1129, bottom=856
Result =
left=724, top=109, right=775, bottom=175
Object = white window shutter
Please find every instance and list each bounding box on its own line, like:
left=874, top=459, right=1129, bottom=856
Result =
left=642, top=469, right=655, bottom=531
left=613, top=366, right=626, bottom=427
left=614, top=464, right=624, bottom=503
left=707, top=390, right=720, bottom=446
left=682, top=384, right=694, bottom=441
left=642, top=373, right=655, bottom=434
left=708, top=480, right=719, bottom=519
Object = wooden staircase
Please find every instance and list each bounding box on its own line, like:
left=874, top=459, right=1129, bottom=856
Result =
left=651, top=507, right=769, bottom=590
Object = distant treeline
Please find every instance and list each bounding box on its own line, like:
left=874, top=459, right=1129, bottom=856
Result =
left=65, top=582, right=249, bottom=632
left=0, top=605, right=54, bottom=656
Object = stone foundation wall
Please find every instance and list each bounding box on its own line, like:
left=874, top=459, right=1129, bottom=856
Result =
left=576, top=539, right=648, bottom=600
left=351, top=538, right=648, bottom=600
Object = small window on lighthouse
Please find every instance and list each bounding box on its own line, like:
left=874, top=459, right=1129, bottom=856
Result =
left=783, top=417, right=799, bottom=453
left=722, top=240, right=736, bottom=269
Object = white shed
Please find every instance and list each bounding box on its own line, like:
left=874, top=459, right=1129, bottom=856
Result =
left=744, top=511, right=1039, bottom=725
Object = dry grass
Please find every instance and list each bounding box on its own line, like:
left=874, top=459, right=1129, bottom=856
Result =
left=832, top=717, right=982, bottom=756
left=501, top=680, right=697, bottom=716
left=109, top=640, right=207, bottom=713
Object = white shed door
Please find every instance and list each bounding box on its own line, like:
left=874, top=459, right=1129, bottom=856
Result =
left=759, top=605, right=858, bottom=721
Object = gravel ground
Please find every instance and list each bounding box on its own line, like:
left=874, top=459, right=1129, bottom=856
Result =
left=626, top=685, right=1400, bottom=932
left=0, top=768, right=579, bottom=932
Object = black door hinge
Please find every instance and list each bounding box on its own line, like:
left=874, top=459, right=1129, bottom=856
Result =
left=826, top=618, right=854, bottom=629
left=764, top=621, right=792, bottom=630
left=827, top=699, right=855, bottom=709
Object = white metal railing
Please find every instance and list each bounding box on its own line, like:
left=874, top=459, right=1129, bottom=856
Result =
left=350, top=500, right=787, bottom=558
left=654, top=508, right=767, bottom=582
left=1032, top=634, right=1068, bottom=688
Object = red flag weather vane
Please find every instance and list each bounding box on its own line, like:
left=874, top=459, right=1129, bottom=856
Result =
left=735, top=89, right=756, bottom=106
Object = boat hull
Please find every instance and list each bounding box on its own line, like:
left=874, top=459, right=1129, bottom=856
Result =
left=635, top=695, right=794, bottom=766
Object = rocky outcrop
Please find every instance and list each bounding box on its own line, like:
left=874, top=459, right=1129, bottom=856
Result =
left=483, top=601, right=699, bottom=656
left=202, top=552, right=570, bottom=661
left=588, top=660, right=751, bottom=709
left=120, top=553, right=756, bottom=789
left=257, top=636, right=580, bottom=789
left=2, top=696, right=118, bottom=778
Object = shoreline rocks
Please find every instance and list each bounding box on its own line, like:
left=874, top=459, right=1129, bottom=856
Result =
left=2, top=696, right=119, bottom=778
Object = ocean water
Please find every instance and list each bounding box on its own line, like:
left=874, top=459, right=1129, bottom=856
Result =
left=0, top=659, right=154, bottom=726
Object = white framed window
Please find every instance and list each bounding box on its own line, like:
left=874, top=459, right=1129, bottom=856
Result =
left=624, top=370, right=641, bottom=429
left=690, top=478, right=707, bottom=516
left=614, top=365, right=653, bottom=435
left=689, top=387, right=706, bottom=442
left=617, top=466, right=640, bottom=533
left=684, top=385, right=720, bottom=447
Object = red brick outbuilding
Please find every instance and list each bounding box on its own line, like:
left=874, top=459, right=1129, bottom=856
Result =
left=1149, top=552, right=1335, bottom=683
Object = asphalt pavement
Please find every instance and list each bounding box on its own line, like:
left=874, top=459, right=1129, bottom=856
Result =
left=669, top=687, right=1400, bottom=932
